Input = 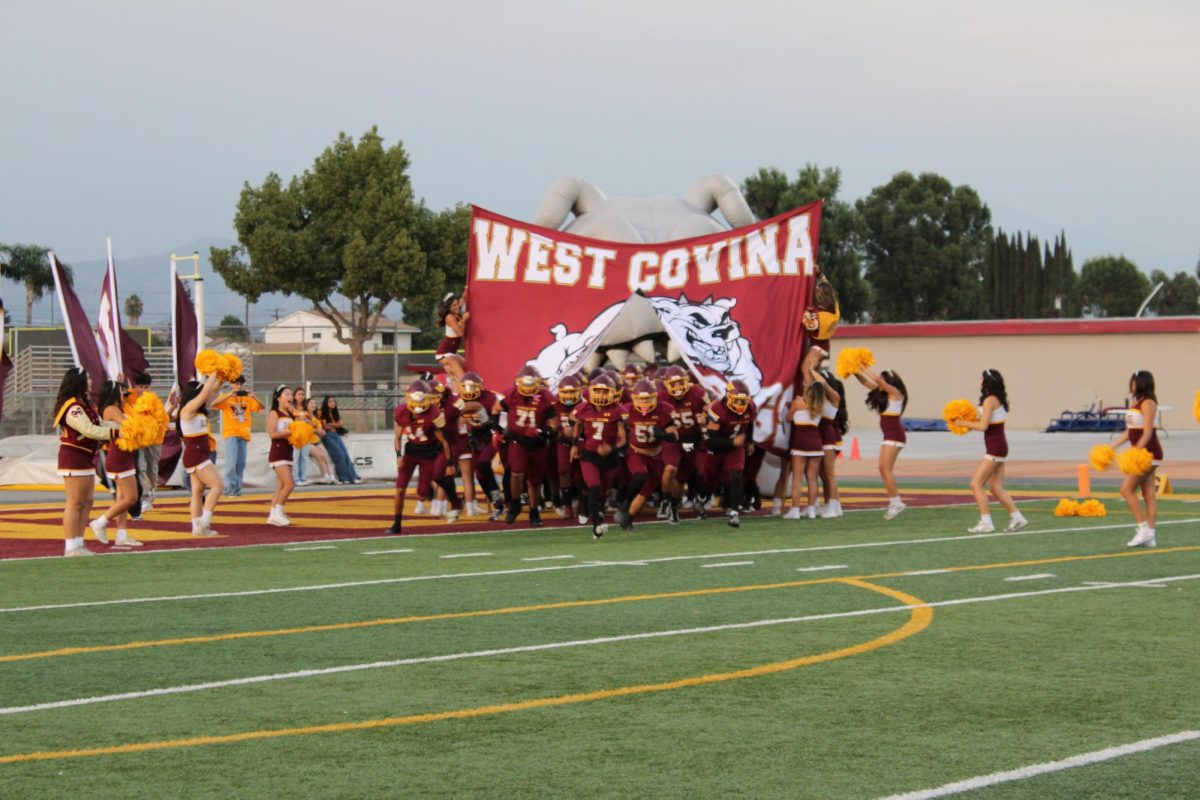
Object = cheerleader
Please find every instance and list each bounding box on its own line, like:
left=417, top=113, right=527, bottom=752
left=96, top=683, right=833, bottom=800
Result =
left=266, top=385, right=296, bottom=526
left=801, top=270, right=840, bottom=385
left=855, top=367, right=907, bottom=519
left=952, top=369, right=1027, bottom=533
left=816, top=369, right=846, bottom=518
left=1113, top=370, right=1163, bottom=547
left=91, top=381, right=143, bottom=547
left=54, top=368, right=119, bottom=556
left=179, top=373, right=225, bottom=536
left=435, top=289, right=470, bottom=362
left=786, top=379, right=827, bottom=519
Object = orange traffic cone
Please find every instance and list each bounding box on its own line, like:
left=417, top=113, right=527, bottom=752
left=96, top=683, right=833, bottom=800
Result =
left=849, top=436, right=861, bottom=461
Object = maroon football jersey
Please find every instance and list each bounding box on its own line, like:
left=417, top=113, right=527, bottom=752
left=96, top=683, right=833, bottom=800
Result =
left=554, top=399, right=581, bottom=437
left=501, top=388, right=555, bottom=438
left=572, top=401, right=623, bottom=452
left=706, top=398, right=756, bottom=438
left=623, top=402, right=675, bottom=452
left=394, top=403, right=446, bottom=454
left=439, top=391, right=461, bottom=443
left=661, top=385, right=708, bottom=442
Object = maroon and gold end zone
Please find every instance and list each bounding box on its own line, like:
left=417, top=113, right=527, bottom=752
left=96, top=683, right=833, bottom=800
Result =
left=0, top=488, right=1042, bottom=560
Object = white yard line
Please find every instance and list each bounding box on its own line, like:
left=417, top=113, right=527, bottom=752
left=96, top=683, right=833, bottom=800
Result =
left=4, top=573, right=1197, bottom=717
left=796, top=564, right=848, bottom=572
left=283, top=546, right=337, bottom=552
left=1003, top=573, right=1056, bottom=582
left=521, top=555, right=576, bottom=562
left=4, top=517, right=1198, bottom=614
left=904, top=569, right=950, bottom=576
left=877, top=730, right=1200, bottom=800
left=700, top=561, right=754, bottom=569
left=439, top=552, right=494, bottom=559
left=361, top=549, right=415, bottom=555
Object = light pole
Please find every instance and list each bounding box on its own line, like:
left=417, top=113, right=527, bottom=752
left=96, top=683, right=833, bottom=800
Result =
left=1135, top=281, right=1165, bottom=318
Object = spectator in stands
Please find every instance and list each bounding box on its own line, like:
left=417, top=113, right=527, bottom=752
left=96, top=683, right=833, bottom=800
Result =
left=304, top=397, right=338, bottom=484
left=212, top=375, right=262, bottom=497
left=317, top=396, right=362, bottom=484
left=132, top=371, right=160, bottom=512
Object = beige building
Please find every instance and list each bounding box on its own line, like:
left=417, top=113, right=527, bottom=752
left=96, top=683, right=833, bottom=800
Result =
left=835, top=317, right=1200, bottom=431
left=263, top=309, right=419, bottom=354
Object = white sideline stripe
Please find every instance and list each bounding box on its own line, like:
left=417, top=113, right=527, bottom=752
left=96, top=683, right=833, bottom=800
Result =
left=877, top=730, right=1200, bottom=800
left=796, top=564, right=848, bottom=573
left=440, top=552, right=493, bottom=559
left=283, top=546, right=337, bottom=552
left=4, top=573, right=1198, bottom=717
left=700, top=561, right=754, bottom=569
left=1004, top=573, right=1055, bottom=582
left=1082, top=580, right=1167, bottom=589
left=361, top=549, right=415, bottom=555
left=5, top=517, right=1199, bottom=615
left=521, top=555, right=575, bottom=562
left=904, top=569, right=949, bottom=576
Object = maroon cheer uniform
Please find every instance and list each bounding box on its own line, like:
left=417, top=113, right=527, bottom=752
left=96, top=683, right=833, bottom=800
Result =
left=55, top=398, right=110, bottom=476
left=1125, top=399, right=1163, bottom=464
left=879, top=397, right=907, bottom=447
left=983, top=403, right=1009, bottom=461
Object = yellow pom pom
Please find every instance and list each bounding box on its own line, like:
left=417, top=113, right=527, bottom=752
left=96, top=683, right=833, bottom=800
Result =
left=194, top=349, right=221, bottom=377
left=1077, top=499, right=1108, bottom=517
left=218, top=353, right=243, bottom=383
left=1054, top=498, right=1080, bottom=517
left=288, top=420, right=317, bottom=449
left=1118, top=447, right=1153, bottom=476
left=835, top=347, right=875, bottom=379
left=943, top=399, right=979, bottom=435
left=1193, top=389, right=1200, bottom=423
left=1088, top=444, right=1116, bottom=472
left=116, top=413, right=157, bottom=451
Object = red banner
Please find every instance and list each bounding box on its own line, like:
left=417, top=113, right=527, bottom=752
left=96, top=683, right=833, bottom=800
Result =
left=465, top=202, right=821, bottom=447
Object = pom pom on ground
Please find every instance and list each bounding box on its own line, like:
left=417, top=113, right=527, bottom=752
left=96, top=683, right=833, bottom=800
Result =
left=287, top=420, right=317, bottom=449
left=1089, top=444, right=1116, bottom=472
left=835, top=348, right=875, bottom=379
left=1054, top=498, right=1080, bottom=517
left=943, top=399, right=979, bottom=435
left=1077, top=499, right=1108, bottom=517
left=218, top=353, right=243, bottom=383
left=1118, top=447, right=1153, bottom=476
left=194, top=349, right=221, bottom=377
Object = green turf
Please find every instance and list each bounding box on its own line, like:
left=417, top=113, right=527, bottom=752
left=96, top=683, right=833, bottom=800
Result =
left=1, top=498, right=1198, bottom=799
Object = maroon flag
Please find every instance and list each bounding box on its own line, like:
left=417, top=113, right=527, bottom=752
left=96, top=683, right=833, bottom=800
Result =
left=172, top=261, right=198, bottom=387
left=121, top=328, right=149, bottom=379
left=96, top=238, right=124, bottom=381
left=50, top=251, right=105, bottom=401
left=0, top=296, right=12, bottom=420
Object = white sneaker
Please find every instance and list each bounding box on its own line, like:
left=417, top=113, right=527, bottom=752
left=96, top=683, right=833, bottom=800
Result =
left=114, top=536, right=144, bottom=547
left=141, top=499, right=154, bottom=513
left=432, top=499, right=445, bottom=516
left=804, top=506, right=818, bottom=520
left=770, top=500, right=783, bottom=517
left=783, top=507, right=801, bottom=520
left=295, top=479, right=309, bottom=487
left=446, top=509, right=460, bottom=523
left=64, top=546, right=94, bottom=557
left=820, top=505, right=839, bottom=519
left=555, top=506, right=569, bottom=519
left=968, top=520, right=995, bottom=533
left=1004, top=517, right=1029, bottom=533
left=414, top=501, right=428, bottom=515
left=89, top=517, right=110, bottom=545
left=578, top=514, right=590, bottom=526
left=1127, top=524, right=1157, bottom=547
left=883, top=501, right=905, bottom=521
left=466, top=502, right=486, bottom=516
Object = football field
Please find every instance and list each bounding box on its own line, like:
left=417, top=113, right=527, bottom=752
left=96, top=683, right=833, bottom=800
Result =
left=1, top=491, right=1198, bottom=798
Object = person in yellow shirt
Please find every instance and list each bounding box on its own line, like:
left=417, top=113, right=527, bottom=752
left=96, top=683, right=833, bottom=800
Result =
left=212, top=375, right=263, bottom=497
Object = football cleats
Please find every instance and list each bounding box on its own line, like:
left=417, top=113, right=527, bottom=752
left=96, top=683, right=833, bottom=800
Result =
left=725, top=380, right=751, bottom=415
left=406, top=380, right=434, bottom=414
left=515, top=365, right=542, bottom=397
left=631, top=379, right=658, bottom=414
left=662, top=365, right=691, bottom=399
left=459, top=372, right=483, bottom=402
left=557, top=375, right=583, bottom=406
left=588, top=374, right=618, bottom=407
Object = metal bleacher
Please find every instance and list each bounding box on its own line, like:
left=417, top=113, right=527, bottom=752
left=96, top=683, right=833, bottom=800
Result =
left=1044, top=404, right=1125, bottom=433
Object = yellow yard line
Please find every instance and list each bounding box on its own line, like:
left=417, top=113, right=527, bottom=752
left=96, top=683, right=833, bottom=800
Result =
left=0, top=578, right=932, bottom=764
left=3, top=545, right=1194, bottom=665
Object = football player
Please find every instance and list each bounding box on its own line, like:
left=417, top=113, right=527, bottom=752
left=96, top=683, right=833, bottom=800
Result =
left=659, top=365, right=708, bottom=523
left=571, top=373, right=625, bottom=539
left=553, top=374, right=585, bottom=519
left=703, top=379, right=756, bottom=528
left=495, top=366, right=557, bottom=526
left=458, top=371, right=507, bottom=519
left=387, top=380, right=461, bottom=534
left=615, top=379, right=678, bottom=531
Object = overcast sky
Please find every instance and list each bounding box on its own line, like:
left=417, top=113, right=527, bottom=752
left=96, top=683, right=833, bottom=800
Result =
left=3, top=1, right=1197, bottom=303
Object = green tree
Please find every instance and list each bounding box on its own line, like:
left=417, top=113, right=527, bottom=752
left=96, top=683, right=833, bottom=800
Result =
left=741, top=165, right=870, bottom=321
left=855, top=172, right=991, bottom=322
left=1079, top=256, right=1151, bottom=317
left=124, top=293, right=144, bottom=326
left=1148, top=270, right=1200, bottom=316
left=211, top=128, right=435, bottom=393
left=0, top=243, right=71, bottom=325
left=216, top=313, right=249, bottom=342
left=409, top=203, right=471, bottom=349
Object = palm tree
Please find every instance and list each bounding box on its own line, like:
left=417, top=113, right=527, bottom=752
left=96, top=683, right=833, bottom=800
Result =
left=0, top=243, right=70, bottom=325
left=124, top=293, right=144, bottom=325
